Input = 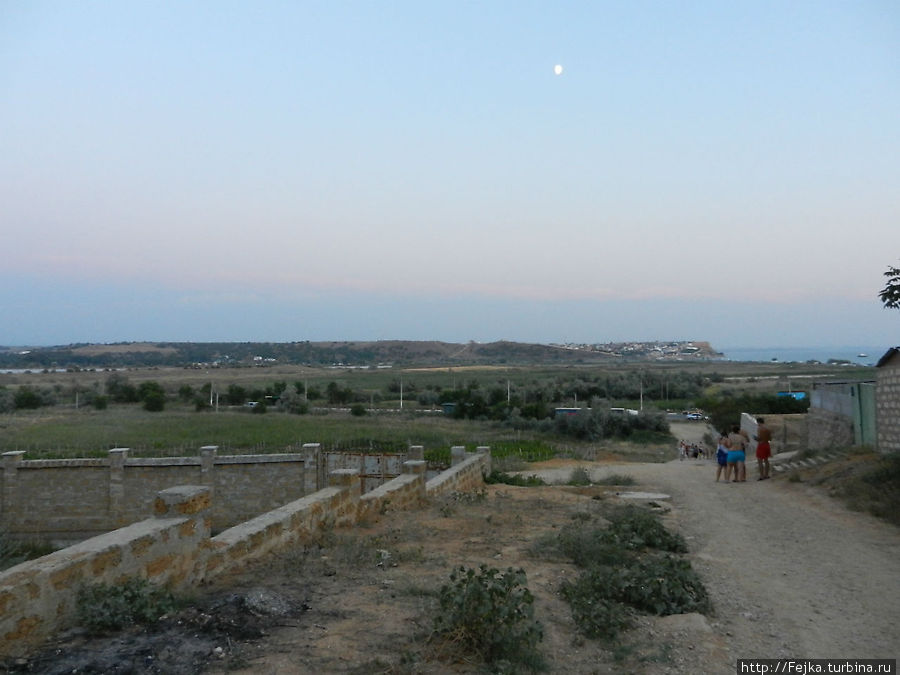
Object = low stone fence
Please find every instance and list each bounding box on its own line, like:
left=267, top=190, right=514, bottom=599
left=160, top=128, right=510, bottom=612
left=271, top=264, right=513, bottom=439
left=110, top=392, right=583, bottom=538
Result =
left=0, top=448, right=490, bottom=657
left=426, top=446, right=491, bottom=496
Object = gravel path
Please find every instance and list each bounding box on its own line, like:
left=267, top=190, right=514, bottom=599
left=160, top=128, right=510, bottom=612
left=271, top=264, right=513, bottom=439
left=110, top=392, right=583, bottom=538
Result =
left=575, top=425, right=900, bottom=664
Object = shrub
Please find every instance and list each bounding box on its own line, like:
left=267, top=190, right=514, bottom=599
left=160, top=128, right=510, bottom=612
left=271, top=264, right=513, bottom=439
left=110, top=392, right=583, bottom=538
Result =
left=603, top=505, right=687, bottom=553
left=350, top=403, right=367, bottom=416
left=433, top=565, right=545, bottom=672
left=484, top=471, right=546, bottom=487
left=594, top=473, right=636, bottom=486
left=92, top=395, right=108, bottom=410
left=142, top=391, right=165, bottom=412
left=76, top=578, right=177, bottom=634
left=13, top=386, right=42, bottom=410
left=566, top=466, right=592, bottom=486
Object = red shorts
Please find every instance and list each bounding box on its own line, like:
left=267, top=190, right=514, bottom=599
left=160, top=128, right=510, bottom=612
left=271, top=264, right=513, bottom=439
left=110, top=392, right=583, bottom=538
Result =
left=756, top=441, right=771, bottom=459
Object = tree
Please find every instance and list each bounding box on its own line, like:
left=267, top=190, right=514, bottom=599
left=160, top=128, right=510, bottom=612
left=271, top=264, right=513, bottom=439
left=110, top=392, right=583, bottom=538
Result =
left=106, top=374, right=139, bottom=403
left=879, top=263, right=900, bottom=310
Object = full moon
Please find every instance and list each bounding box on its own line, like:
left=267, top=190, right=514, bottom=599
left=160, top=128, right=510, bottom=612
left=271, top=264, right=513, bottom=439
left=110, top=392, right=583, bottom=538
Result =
left=554, top=64, right=563, bottom=75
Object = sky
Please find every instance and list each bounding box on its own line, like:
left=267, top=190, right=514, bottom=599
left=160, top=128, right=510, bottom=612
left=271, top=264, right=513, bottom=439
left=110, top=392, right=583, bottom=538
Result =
left=2, top=1, right=899, bottom=350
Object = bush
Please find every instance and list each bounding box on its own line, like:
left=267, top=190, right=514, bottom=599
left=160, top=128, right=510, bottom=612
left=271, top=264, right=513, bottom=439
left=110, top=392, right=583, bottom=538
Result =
left=564, top=554, right=709, bottom=619
left=484, top=471, right=546, bottom=487
left=433, top=565, right=545, bottom=672
left=350, top=403, right=367, bottom=416
left=604, top=504, right=687, bottom=553
left=142, top=391, right=166, bottom=412
left=76, top=578, right=177, bottom=634
left=555, top=506, right=707, bottom=642
left=566, top=467, right=592, bottom=486
left=13, top=386, right=43, bottom=410
left=92, top=395, right=108, bottom=410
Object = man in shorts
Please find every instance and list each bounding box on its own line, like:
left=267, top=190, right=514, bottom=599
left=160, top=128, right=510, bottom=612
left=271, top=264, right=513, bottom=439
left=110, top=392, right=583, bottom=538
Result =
left=755, top=417, right=772, bottom=480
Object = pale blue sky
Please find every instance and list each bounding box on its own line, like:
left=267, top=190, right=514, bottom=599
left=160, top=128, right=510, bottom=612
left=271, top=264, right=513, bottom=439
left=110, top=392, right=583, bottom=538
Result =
left=2, top=1, right=898, bottom=348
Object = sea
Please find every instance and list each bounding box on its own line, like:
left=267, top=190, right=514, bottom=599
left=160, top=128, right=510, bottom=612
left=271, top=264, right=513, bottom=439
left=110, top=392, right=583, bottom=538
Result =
left=719, top=346, right=891, bottom=366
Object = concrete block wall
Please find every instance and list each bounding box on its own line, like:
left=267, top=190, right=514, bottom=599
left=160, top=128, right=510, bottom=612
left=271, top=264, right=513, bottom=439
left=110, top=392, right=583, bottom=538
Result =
left=0, top=450, right=485, bottom=658
left=0, top=445, right=421, bottom=541
left=0, top=486, right=212, bottom=658
left=876, top=361, right=900, bottom=453
left=0, top=447, right=334, bottom=540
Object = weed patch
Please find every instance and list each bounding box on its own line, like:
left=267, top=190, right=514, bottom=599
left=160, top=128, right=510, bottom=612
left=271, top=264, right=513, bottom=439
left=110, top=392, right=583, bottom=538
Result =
left=553, top=505, right=706, bottom=642
left=432, top=565, right=545, bottom=673
left=594, top=473, right=637, bottom=486
left=566, top=466, right=592, bottom=486
left=77, top=578, right=178, bottom=634
left=484, top=470, right=546, bottom=487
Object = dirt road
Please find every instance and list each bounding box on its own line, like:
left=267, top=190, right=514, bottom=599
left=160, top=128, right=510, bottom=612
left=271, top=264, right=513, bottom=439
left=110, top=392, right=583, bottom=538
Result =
left=567, top=423, right=900, bottom=663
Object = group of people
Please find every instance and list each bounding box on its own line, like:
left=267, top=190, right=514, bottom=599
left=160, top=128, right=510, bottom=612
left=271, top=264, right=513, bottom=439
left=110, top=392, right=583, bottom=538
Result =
left=677, top=439, right=709, bottom=460
left=714, top=417, right=772, bottom=482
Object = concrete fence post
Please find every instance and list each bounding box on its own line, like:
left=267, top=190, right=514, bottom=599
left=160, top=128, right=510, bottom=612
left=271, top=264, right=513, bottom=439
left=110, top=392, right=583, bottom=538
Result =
left=199, top=446, right=217, bottom=490
left=408, top=445, right=424, bottom=461
left=403, top=460, right=428, bottom=500
left=328, top=469, right=361, bottom=527
left=450, top=446, right=467, bottom=466
left=1, top=451, right=25, bottom=527
left=108, top=448, right=129, bottom=527
left=302, top=443, right=321, bottom=494
left=475, top=446, right=492, bottom=475
left=403, top=460, right=427, bottom=475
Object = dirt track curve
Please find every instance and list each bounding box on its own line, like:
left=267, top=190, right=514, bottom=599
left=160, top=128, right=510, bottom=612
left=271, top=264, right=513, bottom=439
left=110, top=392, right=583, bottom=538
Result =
left=570, top=423, right=900, bottom=663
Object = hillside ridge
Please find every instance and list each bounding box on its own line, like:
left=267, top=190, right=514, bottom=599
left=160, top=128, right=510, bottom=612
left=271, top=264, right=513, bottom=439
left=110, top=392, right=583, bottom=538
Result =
left=0, top=340, right=722, bottom=369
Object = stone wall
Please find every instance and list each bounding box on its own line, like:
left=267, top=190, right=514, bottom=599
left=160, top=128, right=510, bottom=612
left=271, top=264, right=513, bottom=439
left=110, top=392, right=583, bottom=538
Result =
left=0, top=444, right=412, bottom=542
left=876, top=352, right=900, bottom=453
left=426, top=446, right=491, bottom=496
left=0, top=448, right=490, bottom=658
left=807, top=407, right=855, bottom=450
left=0, top=485, right=212, bottom=658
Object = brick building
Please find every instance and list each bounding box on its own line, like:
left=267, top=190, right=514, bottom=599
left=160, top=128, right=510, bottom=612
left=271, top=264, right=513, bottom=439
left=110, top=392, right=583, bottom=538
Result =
left=876, top=347, right=900, bottom=453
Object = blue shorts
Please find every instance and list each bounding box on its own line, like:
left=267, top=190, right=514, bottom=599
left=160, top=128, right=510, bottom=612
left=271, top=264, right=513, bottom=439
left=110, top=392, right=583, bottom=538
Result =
left=727, top=451, right=745, bottom=463
left=716, top=449, right=727, bottom=467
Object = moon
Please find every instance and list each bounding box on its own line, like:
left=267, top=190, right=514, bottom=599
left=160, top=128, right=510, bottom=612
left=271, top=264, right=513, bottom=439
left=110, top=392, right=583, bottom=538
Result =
left=554, top=64, right=563, bottom=75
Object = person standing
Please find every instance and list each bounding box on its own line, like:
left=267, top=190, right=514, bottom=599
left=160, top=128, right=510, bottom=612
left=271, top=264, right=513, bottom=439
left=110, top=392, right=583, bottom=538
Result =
left=727, top=424, right=747, bottom=482
left=755, top=417, right=772, bottom=480
left=716, top=432, right=729, bottom=482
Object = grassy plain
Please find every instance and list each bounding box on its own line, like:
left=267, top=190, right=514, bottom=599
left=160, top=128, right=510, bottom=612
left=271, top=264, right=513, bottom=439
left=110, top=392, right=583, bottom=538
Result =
left=0, top=360, right=873, bottom=460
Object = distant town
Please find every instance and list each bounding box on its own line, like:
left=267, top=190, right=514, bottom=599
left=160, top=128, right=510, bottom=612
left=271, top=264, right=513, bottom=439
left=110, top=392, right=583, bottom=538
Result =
left=548, top=341, right=723, bottom=361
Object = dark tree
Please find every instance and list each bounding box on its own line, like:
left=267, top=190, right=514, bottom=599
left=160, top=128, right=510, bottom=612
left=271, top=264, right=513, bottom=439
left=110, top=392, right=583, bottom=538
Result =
left=879, top=263, right=900, bottom=310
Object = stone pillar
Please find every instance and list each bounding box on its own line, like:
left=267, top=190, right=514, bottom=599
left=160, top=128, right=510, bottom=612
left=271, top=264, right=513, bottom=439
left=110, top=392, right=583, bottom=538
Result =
left=108, top=448, right=129, bottom=527
left=450, top=446, right=467, bottom=466
left=328, top=469, right=361, bottom=527
left=302, top=443, right=321, bottom=493
left=199, top=446, right=217, bottom=490
left=154, top=485, right=212, bottom=519
left=408, top=445, right=424, bottom=461
left=1, top=451, right=25, bottom=528
left=403, top=460, right=427, bottom=500
left=403, top=460, right=427, bottom=475
left=476, top=446, right=492, bottom=475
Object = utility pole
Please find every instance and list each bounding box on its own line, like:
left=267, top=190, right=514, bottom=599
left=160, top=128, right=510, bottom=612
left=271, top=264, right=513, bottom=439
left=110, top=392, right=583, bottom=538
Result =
left=639, top=372, right=644, bottom=412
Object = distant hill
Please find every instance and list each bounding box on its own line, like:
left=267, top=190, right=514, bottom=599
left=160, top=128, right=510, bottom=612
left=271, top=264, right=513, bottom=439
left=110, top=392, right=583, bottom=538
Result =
left=0, top=340, right=721, bottom=369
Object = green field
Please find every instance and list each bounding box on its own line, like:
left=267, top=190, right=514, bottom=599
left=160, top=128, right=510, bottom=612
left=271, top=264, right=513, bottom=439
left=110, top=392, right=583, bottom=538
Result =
left=0, top=360, right=870, bottom=462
